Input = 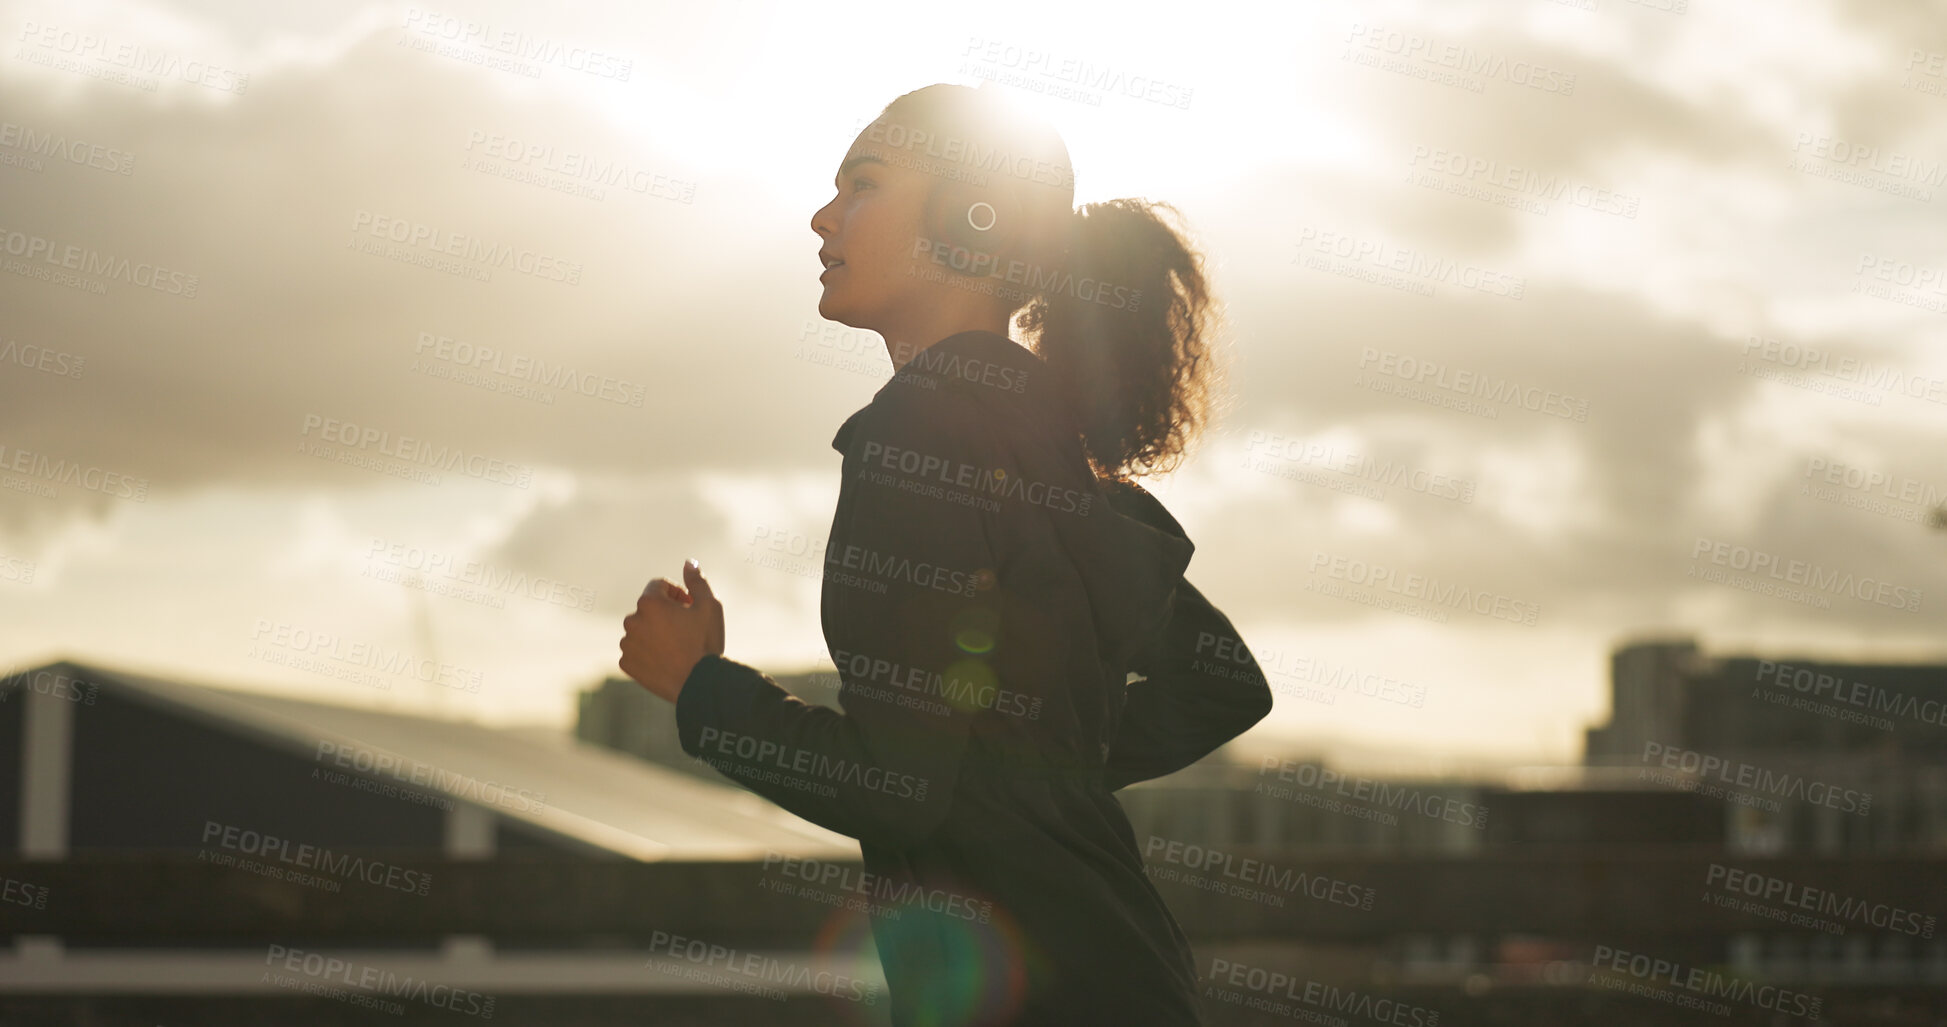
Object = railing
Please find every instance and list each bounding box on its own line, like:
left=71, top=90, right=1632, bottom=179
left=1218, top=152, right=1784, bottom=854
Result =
left=1, top=848, right=1942, bottom=1025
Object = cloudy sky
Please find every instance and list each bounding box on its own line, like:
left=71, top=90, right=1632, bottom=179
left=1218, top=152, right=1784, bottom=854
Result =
left=1, top=0, right=1942, bottom=772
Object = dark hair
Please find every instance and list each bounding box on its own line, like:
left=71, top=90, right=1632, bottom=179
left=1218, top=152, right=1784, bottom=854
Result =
left=874, top=84, right=1227, bottom=481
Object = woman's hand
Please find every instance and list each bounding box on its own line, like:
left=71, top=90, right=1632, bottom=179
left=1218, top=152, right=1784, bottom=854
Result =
left=619, top=559, right=725, bottom=703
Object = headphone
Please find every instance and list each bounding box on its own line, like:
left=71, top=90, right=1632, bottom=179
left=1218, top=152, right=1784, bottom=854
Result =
left=921, top=173, right=1020, bottom=280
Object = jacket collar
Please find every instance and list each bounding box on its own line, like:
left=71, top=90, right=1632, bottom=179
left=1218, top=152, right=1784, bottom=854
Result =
left=830, top=330, right=1060, bottom=453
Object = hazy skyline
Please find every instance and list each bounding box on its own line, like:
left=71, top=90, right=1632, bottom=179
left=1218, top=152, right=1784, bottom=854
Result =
left=2, top=0, right=1943, bottom=772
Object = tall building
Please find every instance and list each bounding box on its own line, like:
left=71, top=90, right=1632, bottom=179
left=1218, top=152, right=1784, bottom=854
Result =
left=1587, top=636, right=1947, bottom=764
left=1583, top=636, right=1706, bottom=761
left=1582, top=636, right=1947, bottom=852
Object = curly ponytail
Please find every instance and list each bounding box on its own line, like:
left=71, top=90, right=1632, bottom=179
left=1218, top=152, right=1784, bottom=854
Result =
left=1016, top=199, right=1223, bottom=480
left=875, top=83, right=1229, bottom=481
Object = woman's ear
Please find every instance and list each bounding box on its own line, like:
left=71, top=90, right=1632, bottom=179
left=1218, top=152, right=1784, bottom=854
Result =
left=924, top=178, right=1025, bottom=282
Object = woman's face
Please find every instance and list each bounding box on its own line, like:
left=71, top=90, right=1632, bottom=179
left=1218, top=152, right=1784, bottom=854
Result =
left=809, top=122, right=929, bottom=332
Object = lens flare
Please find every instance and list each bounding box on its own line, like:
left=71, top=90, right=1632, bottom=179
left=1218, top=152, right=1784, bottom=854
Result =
left=876, top=896, right=1041, bottom=1027
left=940, top=660, right=998, bottom=714
left=808, top=908, right=887, bottom=1025
left=951, top=607, right=1000, bottom=655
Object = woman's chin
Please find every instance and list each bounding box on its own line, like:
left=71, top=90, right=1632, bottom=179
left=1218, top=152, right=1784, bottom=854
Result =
left=816, top=294, right=863, bottom=328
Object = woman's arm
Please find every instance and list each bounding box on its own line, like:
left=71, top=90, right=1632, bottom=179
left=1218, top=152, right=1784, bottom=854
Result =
left=1102, top=577, right=1274, bottom=792
left=673, top=391, right=999, bottom=849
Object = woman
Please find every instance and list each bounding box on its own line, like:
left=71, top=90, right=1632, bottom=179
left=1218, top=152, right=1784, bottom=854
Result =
left=620, top=82, right=1273, bottom=1026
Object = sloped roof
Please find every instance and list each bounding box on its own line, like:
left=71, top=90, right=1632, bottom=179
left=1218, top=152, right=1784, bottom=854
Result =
left=7, top=659, right=859, bottom=862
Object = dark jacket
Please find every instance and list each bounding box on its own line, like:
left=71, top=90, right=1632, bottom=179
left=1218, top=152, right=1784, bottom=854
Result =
left=675, top=328, right=1274, bottom=1025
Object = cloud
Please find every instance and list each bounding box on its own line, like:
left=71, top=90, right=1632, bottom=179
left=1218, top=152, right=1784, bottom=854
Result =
left=2, top=0, right=1943, bottom=755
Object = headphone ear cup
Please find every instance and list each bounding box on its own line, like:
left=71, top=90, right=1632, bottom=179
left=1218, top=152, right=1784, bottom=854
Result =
left=931, top=180, right=1012, bottom=276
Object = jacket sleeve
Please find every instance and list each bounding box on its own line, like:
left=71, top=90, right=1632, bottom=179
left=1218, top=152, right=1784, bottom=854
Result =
left=1102, top=577, right=1274, bottom=792
left=673, top=393, right=998, bottom=849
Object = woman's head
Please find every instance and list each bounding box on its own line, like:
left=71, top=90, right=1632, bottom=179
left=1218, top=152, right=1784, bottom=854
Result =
left=810, top=83, right=1225, bottom=480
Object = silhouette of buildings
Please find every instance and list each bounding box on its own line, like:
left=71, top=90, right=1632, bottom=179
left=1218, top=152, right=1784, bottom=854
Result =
left=0, top=657, right=862, bottom=1014
left=1584, top=636, right=1947, bottom=853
